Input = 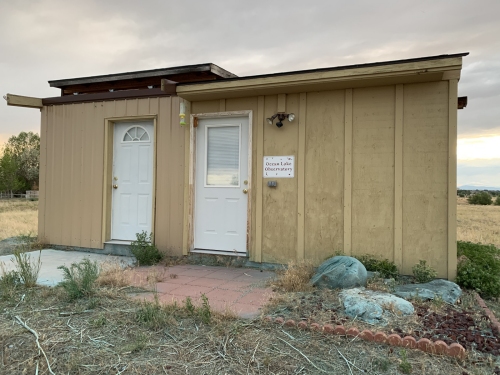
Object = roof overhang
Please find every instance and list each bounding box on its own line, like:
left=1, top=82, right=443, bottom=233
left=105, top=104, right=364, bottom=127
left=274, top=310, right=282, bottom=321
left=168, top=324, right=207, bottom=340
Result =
left=177, top=53, right=467, bottom=101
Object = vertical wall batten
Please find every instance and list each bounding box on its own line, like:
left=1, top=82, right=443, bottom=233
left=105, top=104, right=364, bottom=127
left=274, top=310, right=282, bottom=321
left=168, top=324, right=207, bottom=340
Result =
left=38, top=108, right=48, bottom=243
left=448, top=79, right=458, bottom=280
left=255, top=96, right=265, bottom=262
left=219, top=99, right=226, bottom=112
left=182, top=100, right=191, bottom=255
left=394, top=85, right=404, bottom=270
left=297, top=93, right=306, bottom=260
left=343, top=89, right=353, bottom=256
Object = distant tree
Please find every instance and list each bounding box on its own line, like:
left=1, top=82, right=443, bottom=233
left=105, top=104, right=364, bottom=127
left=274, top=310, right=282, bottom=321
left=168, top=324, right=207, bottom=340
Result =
left=3, top=131, right=40, bottom=190
left=495, top=196, right=500, bottom=206
left=0, top=151, right=23, bottom=197
left=467, top=191, right=493, bottom=205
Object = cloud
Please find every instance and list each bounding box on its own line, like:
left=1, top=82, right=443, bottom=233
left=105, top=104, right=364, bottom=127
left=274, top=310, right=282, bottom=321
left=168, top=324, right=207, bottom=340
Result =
left=0, top=0, right=499, bottom=185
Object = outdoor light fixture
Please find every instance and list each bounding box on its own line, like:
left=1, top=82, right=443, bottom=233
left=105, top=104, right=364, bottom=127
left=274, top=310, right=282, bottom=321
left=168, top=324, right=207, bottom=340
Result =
left=266, top=113, right=295, bottom=128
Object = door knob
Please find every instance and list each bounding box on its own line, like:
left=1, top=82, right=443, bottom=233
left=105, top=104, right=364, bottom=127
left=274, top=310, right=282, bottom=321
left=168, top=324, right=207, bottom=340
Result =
left=243, top=189, right=248, bottom=194
left=113, top=184, right=118, bottom=189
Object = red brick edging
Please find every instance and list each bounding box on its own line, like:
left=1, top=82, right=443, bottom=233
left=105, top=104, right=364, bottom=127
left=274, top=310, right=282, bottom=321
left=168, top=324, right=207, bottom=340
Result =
left=264, top=316, right=466, bottom=359
left=474, top=292, right=500, bottom=336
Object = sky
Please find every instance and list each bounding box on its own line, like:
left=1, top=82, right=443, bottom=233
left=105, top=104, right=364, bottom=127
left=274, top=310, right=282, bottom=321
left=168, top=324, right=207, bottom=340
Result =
left=0, top=0, right=499, bottom=187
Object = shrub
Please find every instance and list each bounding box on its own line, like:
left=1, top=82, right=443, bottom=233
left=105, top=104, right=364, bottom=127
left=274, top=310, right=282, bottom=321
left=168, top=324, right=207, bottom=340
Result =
left=467, top=191, right=492, bottom=205
left=412, top=260, right=437, bottom=283
left=272, top=260, right=315, bottom=292
left=355, top=255, right=399, bottom=279
left=11, top=249, right=41, bottom=287
left=58, top=258, right=101, bottom=300
left=494, top=196, right=500, bottom=206
left=130, top=231, right=163, bottom=266
left=456, top=241, right=500, bottom=298
left=0, top=265, right=22, bottom=300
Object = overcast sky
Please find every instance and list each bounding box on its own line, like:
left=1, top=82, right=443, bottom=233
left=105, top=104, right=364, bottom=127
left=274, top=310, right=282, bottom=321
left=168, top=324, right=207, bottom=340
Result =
left=1, top=0, right=499, bottom=187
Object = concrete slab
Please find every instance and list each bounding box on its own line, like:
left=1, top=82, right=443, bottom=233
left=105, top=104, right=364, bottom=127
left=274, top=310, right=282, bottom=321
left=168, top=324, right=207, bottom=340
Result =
left=128, top=265, right=276, bottom=319
left=0, top=249, right=134, bottom=286
left=0, top=249, right=276, bottom=319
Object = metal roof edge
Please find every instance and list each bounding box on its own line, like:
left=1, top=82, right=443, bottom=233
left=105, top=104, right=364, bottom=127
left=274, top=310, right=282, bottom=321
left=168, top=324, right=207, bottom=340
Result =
left=48, top=63, right=238, bottom=87
left=178, top=53, right=469, bottom=87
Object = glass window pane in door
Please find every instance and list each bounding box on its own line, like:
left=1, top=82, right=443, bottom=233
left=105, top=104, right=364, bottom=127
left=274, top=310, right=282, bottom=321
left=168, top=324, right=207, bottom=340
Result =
left=206, top=126, right=240, bottom=186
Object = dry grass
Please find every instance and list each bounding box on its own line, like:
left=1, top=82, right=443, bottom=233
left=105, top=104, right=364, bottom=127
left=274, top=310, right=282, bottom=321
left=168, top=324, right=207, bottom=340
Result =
left=457, top=196, right=500, bottom=248
left=96, top=261, right=133, bottom=288
left=0, top=285, right=486, bottom=375
left=0, top=199, right=38, bottom=241
left=271, top=260, right=315, bottom=292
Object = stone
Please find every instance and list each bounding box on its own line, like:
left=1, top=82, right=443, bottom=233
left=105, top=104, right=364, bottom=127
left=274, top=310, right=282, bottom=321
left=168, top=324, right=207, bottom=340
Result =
left=323, top=324, right=335, bottom=334
left=340, top=288, right=414, bottom=325
left=373, top=332, right=387, bottom=343
left=311, top=256, right=367, bottom=289
left=334, top=325, right=346, bottom=335
left=310, top=323, right=321, bottom=331
left=402, top=336, right=418, bottom=349
left=387, top=334, right=403, bottom=346
left=359, top=330, right=374, bottom=341
left=298, top=321, right=308, bottom=329
left=394, top=279, right=462, bottom=304
left=346, top=327, right=360, bottom=337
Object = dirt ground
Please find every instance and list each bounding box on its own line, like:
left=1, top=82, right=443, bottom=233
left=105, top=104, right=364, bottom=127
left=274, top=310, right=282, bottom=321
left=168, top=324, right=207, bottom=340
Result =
left=1, top=285, right=495, bottom=375
left=1, top=197, right=500, bottom=373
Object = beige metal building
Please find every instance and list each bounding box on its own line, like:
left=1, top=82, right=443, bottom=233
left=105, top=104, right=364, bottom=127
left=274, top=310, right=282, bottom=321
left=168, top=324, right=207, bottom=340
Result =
left=6, top=53, right=468, bottom=279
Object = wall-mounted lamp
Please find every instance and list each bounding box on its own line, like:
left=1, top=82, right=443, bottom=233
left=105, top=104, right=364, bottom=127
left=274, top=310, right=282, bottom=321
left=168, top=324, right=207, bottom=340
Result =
left=266, top=112, right=295, bottom=128
left=179, top=102, right=186, bottom=126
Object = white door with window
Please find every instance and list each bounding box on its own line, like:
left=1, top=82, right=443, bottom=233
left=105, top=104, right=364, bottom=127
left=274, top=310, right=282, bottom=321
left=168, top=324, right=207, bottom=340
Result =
left=194, top=117, right=249, bottom=253
left=111, top=121, right=154, bottom=241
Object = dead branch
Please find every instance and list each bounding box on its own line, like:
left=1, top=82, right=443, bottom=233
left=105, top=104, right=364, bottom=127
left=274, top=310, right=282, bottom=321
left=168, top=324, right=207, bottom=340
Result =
left=277, top=336, right=328, bottom=373
left=14, top=315, right=55, bottom=375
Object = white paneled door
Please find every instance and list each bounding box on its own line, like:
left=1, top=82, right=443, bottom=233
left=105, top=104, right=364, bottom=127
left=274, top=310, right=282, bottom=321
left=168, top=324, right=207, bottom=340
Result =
left=194, top=117, right=249, bottom=253
left=111, top=121, right=154, bottom=241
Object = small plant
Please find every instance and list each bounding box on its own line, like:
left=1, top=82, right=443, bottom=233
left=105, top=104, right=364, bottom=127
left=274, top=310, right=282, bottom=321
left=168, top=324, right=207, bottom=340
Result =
left=398, top=349, right=412, bottom=374
left=136, top=294, right=175, bottom=329
left=130, top=231, right=163, bottom=266
left=0, top=264, right=22, bottom=300
left=467, top=191, right=492, bottom=205
left=373, top=357, right=391, bottom=372
left=456, top=241, right=500, bottom=298
left=198, top=294, right=211, bottom=324
left=184, top=296, right=196, bottom=315
left=412, top=260, right=437, bottom=283
left=58, top=258, right=100, bottom=300
left=11, top=249, right=41, bottom=287
left=90, top=314, right=107, bottom=327
left=355, top=255, right=399, bottom=279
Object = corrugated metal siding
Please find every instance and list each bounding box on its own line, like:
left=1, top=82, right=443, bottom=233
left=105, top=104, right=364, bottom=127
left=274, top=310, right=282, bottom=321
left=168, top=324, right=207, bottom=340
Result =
left=39, top=97, right=185, bottom=255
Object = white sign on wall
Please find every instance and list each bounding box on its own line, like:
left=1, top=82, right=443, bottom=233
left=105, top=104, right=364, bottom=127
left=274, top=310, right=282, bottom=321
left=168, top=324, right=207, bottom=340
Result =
left=263, top=156, right=295, bottom=178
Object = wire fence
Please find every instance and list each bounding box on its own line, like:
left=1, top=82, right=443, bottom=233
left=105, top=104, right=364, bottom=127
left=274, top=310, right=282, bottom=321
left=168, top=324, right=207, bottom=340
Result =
left=0, top=190, right=39, bottom=200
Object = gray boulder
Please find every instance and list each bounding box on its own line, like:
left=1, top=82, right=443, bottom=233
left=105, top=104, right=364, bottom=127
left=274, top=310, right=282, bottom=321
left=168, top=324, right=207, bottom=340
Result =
left=340, top=288, right=414, bottom=325
left=311, top=256, right=367, bottom=289
left=393, top=279, right=462, bottom=304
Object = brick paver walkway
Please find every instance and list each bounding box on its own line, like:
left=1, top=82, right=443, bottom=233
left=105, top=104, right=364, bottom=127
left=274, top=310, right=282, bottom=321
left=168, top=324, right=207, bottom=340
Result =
left=128, top=264, right=275, bottom=319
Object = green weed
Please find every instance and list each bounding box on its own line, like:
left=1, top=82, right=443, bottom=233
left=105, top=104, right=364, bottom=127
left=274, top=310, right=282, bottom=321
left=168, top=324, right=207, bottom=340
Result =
left=12, top=249, right=41, bottom=287
left=457, top=241, right=500, bottom=298
left=58, top=258, right=101, bottom=300
left=412, top=260, right=437, bottom=283
left=130, top=231, right=163, bottom=266
left=398, top=350, right=412, bottom=374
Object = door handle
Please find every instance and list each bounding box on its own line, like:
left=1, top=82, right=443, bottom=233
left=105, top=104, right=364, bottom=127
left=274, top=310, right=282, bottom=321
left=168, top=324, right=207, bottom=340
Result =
left=243, top=189, right=248, bottom=194
left=113, top=184, right=118, bottom=189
